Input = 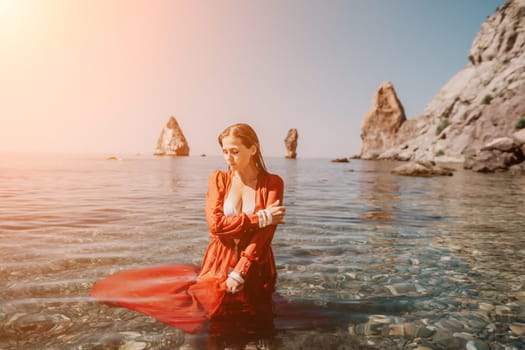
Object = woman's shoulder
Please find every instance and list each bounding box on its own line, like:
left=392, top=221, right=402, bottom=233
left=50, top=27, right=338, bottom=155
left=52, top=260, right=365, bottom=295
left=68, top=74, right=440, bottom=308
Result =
left=209, top=169, right=228, bottom=178
left=262, top=171, right=284, bottom=188
left=208, top=170, right=232, bottom=187
left=209, top=169, right=229, bottom=179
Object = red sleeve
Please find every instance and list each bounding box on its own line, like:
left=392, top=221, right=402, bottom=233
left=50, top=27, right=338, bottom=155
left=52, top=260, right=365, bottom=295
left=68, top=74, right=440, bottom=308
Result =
left=205, top=170, right=260, bottom=237
left=233, top=174, right=284, bottom=278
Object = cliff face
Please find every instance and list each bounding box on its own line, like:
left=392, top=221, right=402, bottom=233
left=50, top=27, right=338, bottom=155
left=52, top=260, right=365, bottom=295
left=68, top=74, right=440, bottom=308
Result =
left=154, top=116, right=190, bottom=156
left=359, top=0, right=525, bottom=163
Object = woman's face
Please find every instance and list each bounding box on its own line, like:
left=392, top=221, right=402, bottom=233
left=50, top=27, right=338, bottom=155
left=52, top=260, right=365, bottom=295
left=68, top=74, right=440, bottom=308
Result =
left=221, top=135, right=257, bottom=171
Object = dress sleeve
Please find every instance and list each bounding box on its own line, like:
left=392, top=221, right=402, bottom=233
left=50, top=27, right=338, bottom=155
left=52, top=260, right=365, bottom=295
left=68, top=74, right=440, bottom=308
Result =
left=205, top=170, right=260, bottom=237
left=232, top=174, right=284, bottom=279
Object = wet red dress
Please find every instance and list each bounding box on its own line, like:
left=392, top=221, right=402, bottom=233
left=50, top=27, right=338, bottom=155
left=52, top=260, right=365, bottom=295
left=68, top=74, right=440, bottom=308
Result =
left=90, top=170, right=284, bottom=334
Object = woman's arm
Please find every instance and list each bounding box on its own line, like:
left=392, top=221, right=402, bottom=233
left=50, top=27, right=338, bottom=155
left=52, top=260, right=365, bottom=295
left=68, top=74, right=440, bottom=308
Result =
left=231, top=174, right=284, bottom=280
left=205, top=170, right=260, bottom=237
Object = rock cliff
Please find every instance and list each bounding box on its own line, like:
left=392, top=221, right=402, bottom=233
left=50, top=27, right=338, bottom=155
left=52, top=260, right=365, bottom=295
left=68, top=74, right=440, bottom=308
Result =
left=358, top=0, right=525, bottom=168
left=284, top=128, right=299, bottom=159
left=154, top=116, right=190, bottom=156
left=359, top=82, right=407, bottom=160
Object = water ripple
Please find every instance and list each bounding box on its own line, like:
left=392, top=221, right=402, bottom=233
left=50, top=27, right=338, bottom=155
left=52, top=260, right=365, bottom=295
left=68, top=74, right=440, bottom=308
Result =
left=1, top=154, right=524, bottom=349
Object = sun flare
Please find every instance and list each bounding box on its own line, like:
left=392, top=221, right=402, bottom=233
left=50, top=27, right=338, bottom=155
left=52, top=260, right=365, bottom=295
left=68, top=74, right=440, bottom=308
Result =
left=0, top=0, right=19, bottom=22
left=0, top=0, right=16, bottom=13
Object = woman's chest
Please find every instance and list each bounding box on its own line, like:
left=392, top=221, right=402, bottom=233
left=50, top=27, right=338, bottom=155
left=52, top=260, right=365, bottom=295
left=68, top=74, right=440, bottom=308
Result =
left=226, top=180, right=256, bottom=214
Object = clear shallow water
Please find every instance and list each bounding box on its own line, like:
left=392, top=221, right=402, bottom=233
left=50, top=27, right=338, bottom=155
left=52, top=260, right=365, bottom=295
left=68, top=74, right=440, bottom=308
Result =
left=1, top=153, right=524, bottom=349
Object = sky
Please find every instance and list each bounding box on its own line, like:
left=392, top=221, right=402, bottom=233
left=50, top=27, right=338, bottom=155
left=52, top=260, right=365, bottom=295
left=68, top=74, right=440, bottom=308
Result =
left=0, top=0, right=506, bottom=158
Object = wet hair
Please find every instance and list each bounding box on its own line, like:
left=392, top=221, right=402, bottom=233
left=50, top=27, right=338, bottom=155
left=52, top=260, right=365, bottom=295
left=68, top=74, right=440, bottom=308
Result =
left=218, top=123, right=267, bottom=173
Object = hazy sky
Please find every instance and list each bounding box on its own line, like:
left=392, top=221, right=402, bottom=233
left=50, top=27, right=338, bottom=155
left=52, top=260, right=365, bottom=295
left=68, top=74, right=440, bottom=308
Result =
left=0, top=0, right=505, bottom=158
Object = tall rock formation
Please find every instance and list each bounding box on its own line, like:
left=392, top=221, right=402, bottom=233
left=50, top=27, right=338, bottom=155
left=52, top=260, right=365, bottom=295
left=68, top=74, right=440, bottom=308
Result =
left=284, top=128, right=299, bottom=159
left=359, top=82, right=407, bottom=160
left=358, top=0, right=525, bottom=165
left=154, top=116, right=190, bottom=156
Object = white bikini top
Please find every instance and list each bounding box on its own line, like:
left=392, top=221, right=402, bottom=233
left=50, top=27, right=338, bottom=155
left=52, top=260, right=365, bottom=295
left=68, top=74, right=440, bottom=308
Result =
left=224, top=193, right=255, bottom=215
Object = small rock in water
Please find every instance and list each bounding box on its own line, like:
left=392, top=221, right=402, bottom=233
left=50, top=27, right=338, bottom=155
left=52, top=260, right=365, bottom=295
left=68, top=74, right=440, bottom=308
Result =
left=417, top=345, right=434, bottom=350
left=438, top=319, right=464, bottom=331
left=385, top=285, right=399, bottom=296
left=345, top=272, right=357, bottom=279
left=244, top=343, right=258, bottom=350
left=485, top=323, right=496, bottom=333
left=494, top=305, right=512, bottom=316
left=478, top=302, right=494, bottom=311
left=119, top=341, right=147, bottom=350
left=466, top=316, right=488, bottom=331
left=98, top=333, right=125, bottom=348
left=385, top=324, right=404, bottom=337
left=386, top=283, right=414, bottom=296
left=509, top=322, right=525, bottom=335
left=419, top=327, right=435, bottom=338
left=472, top=249, right=482, bottom=256
left=119, top=331, right=142, bottom=338
left=453, top=332, right=474, bottom=341
left=466, top=340, right=490, bottom=350
left=414, top=283, right=427, bottom=294
left=368, top=314, right=392, bottom=324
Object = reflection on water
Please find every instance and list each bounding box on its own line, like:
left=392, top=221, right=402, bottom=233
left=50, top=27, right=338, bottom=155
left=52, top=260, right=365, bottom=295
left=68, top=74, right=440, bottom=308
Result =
left=1, top=154, right=524, bottom=349
left=357, top=165, right=400, bottom=223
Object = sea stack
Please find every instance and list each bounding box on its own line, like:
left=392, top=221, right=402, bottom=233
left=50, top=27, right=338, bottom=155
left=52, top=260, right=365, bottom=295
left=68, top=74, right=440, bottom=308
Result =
left=359, top=81, right=406, bottom=160
left=154, top=116, right=190, bottom=156
left=284, top=128, right=299, bottom=159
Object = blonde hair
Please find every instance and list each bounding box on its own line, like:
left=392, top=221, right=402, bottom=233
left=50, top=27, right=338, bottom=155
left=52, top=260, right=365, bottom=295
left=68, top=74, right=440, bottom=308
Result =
left=218, top=123, right=267, bottom=173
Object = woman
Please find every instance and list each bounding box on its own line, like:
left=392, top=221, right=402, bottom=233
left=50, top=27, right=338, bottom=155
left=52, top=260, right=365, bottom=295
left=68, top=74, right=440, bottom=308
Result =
left=90, top=123, right=286, bottom=339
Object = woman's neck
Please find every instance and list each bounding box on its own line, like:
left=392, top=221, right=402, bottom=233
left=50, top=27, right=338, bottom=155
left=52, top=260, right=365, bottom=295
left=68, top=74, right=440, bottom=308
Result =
left=233, top=164, right=259, bottom=184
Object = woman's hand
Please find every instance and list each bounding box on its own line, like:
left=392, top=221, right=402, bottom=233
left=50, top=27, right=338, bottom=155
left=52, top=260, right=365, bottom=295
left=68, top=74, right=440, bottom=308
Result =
left=226, top=276, right=243, bottom=294
left=267, top=200, right=286, bottom=225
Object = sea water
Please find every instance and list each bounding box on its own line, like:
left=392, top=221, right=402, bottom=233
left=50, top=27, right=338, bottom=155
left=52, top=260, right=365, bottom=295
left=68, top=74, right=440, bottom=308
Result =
left=1, top=153, right=524, bottom=349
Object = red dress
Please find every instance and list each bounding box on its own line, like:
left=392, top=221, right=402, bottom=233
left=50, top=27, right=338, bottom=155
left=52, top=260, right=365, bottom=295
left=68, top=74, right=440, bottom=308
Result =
left=90, top=170, right=284, bottom=334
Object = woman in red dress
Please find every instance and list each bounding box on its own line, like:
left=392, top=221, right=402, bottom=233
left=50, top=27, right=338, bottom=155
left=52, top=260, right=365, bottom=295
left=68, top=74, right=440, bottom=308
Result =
left=90, top=123, right=286, bottom=343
